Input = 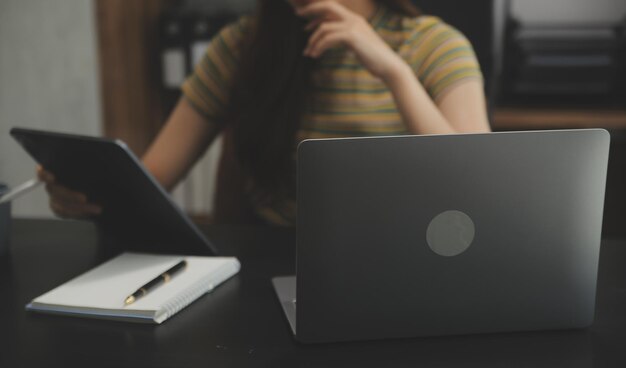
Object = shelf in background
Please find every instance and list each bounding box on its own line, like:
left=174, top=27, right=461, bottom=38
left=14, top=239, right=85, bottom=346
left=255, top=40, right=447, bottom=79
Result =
left=492, top=108, right=626, bottom=131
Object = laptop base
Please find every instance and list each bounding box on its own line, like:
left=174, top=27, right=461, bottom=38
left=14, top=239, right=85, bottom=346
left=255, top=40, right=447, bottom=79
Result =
left=272, top=276, right=297, bottom=335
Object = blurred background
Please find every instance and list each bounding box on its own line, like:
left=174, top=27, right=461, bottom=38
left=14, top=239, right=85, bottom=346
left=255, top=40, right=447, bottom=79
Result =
left=1, top=0, right=625, bottom=236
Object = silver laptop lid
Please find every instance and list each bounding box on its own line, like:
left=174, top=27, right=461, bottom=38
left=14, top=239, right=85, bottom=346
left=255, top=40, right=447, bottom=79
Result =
left=296, top=130, right=610, bottom=344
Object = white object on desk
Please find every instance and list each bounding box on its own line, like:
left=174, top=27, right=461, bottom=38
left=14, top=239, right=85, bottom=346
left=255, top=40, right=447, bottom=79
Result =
left=0, top=179, right=43, bottom=205
left=26, top=252, right=240, bottom=324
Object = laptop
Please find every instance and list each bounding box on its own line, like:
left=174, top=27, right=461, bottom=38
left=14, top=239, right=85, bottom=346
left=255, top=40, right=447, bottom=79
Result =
left=273, top=129, right=610, bottom=344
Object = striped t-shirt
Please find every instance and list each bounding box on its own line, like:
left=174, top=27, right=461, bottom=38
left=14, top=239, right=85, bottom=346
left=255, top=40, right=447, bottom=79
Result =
left=182, top=5, right=483, bottom=226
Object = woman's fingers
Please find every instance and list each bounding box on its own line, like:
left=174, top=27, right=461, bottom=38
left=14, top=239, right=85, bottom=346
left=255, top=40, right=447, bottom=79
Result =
left=50, top=196, right=102, bottom=218
left=36, top=166, right=55, bottom=183
left=37, top=166, right=103, bottom=218
left=45, top=183, right=88, bottom=205
left=304, top=22, right=344, bottom=56
left=307, top=33, right=346, bottom=58
left=304, top=19, right=323, bottom=32
left=47, top=183, right=103, bottom=217
left=37, top=166, right=86, bottom=204
left=50, top=198, right=102, bottom=219
left=299, top=2, right=366, bottom=58
left=299, top=2, right=400, bottom=79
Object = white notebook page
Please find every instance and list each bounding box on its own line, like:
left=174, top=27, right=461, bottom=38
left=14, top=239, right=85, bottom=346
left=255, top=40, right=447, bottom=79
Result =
left=33, top=253, right=239, bottom=312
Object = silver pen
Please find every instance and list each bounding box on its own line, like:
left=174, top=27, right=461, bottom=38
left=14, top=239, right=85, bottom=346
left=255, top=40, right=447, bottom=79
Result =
left=0, top=179, right=44, bottom=205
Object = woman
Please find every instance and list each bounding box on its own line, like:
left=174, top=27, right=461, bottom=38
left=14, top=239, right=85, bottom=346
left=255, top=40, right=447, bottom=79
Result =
left=39, top=0, right=491, bottom=226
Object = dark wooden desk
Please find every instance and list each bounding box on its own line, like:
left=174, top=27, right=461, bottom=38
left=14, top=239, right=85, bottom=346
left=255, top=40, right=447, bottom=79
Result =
left=2, top=219, right=626, bottom=367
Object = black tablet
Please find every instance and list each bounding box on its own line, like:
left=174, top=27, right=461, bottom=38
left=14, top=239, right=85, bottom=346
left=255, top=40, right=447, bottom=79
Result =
left=11, top=127, right=218, bottom=256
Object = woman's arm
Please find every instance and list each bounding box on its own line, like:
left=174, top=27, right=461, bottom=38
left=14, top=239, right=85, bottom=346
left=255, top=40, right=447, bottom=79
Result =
left=142, top=97, right=221, bottom=191
left=384, top=64, right=491, bottom=134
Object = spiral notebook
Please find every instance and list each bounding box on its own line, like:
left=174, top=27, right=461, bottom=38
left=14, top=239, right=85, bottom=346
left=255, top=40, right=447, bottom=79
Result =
left=26, top=252, right=240, bottom=324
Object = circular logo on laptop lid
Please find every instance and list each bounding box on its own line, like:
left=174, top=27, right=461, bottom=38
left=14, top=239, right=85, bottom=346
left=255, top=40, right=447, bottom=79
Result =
left=426, top=210, right=475, bottom=257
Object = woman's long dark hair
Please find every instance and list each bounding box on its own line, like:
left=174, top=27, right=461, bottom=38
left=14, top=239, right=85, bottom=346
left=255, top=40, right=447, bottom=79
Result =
left=227, top=0, right=420, bottom=202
